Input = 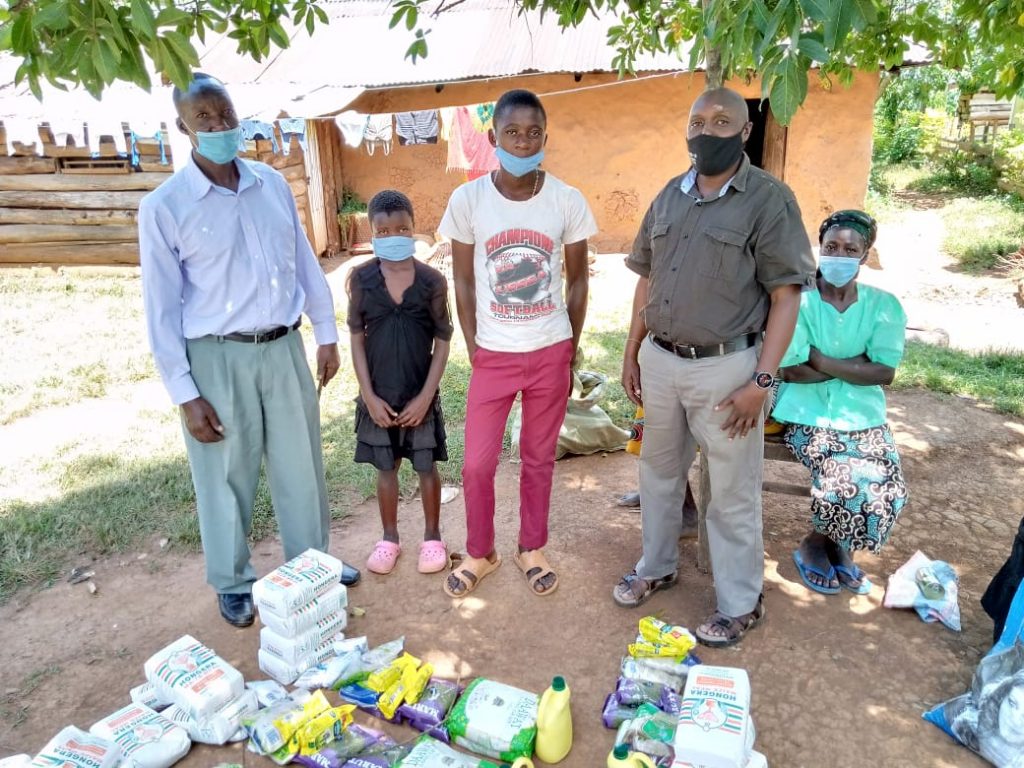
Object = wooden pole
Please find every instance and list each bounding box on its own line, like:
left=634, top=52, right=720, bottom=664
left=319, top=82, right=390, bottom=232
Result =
left=0, top=173, right=167, bottom=192
left=0, top=242, right=140, bottom=265
left=0, top=208, right=138, bottom=226
left=0, top=190, right=147, bottom=210
left=0, top=156, right=58, bottom=175
left=0, top=224, right=138, bottom=244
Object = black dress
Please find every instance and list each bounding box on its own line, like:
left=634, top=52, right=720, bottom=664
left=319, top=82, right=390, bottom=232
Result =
left=346, top=259, right=454, bottom=472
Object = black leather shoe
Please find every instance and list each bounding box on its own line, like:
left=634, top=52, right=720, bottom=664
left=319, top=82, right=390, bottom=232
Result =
left=340, top=563, right=361, bottom=587
left=218, top=593, right=255, bottom=627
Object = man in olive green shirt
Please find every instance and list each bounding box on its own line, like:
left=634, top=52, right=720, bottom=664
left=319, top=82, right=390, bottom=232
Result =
left=614, top=87, right=816, bottom=647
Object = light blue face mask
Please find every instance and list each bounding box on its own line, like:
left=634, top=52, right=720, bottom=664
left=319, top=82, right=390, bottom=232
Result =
left=193, top=127, right=241, bottom=165
left=819, top=254, right=861, bottom=287
left=495, top=147, right=545, bottom=178
left=373, top=235, right=416, bottom=262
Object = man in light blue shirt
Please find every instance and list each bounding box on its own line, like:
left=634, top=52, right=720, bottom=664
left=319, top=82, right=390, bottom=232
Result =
left=139, top=72, right=358, bottom=628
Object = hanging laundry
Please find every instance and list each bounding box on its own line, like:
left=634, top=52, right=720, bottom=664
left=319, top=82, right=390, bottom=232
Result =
left=277, top=117, right=307, bottom=155
left=49, top=120, right=87, bottom=150
left=438, top=107, right=457, bottom=143
left=129, top=131, right=169, bottom=168
left=363, top=113, right=394, bottom=156
left=446, top=103, right=499, bottom=175
left=1, top=118, right=44, bottom=154
left=239, top=119, right=279, bottom=153
left=335, top=111, right=368, bottom=149
left=395, top=110, right=439, bottom=145
left=85, top=118, right=129, bottom=155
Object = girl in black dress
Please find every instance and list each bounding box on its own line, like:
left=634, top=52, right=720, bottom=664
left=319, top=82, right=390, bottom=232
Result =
left=347, top=190, right=453, bottom=575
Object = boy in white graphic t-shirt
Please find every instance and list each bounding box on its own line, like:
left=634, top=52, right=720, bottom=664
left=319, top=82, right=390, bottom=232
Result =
left=439, top=89, right=597, bottom=598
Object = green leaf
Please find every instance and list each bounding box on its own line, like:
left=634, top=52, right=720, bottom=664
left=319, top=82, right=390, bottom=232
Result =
left=267, top=22, right=289, bottom=48
left=32, top=3, right=70, bottom=31
left=404, top=4, right=416, bottom=30
left=799, top=0, right=829, bottom=23
left=162, top=30, right=199, bottom=65
left=756, top=0, right=790, bottom=59
left=11, top=12, right=35, bottom=53
left=768, top=56, right=802, bottom=125
left=305, top=11, right=315, bottom=34
left=131, top=0, right=156, bottom=39
left=797, top=35, right=828, bottom=62
left=313, top=5, right=328, bottom=24
left=91, top=39, right=118, bottom=81
left=823, top=0, right=856, bottom=50
left=155, top=7, right=192, bottom=27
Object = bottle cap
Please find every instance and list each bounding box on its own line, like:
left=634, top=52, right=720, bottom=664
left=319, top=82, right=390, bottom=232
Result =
left=552, top=676, right=566, bottom=691
left=613, top=744, right=629, bottom=759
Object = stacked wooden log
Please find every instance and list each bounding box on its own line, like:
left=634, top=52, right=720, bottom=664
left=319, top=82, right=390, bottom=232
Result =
left=0, top=119, right=173, bottom=266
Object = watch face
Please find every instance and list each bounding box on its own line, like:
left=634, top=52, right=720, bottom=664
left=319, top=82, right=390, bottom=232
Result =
left=755, top=372, right=774, bottom=389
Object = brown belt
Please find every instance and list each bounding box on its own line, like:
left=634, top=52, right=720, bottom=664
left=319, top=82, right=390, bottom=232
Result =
left=214, top=319, right=301, bottom=344
left=650, top=332, right=759, bottom=359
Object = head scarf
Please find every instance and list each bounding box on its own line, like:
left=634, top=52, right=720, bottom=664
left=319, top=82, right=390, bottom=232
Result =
left=818, top=209, right=877, bottom=249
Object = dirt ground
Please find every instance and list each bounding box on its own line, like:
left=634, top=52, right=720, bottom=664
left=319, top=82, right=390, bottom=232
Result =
left=2, top=387, right=1023, bottom=767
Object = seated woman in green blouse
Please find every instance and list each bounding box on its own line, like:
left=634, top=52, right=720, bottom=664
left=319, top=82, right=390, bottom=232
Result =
left=774, top=210, right=909, bottom=595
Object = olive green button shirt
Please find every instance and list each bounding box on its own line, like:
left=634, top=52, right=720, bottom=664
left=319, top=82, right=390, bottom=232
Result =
left=626, top=154, right=817, bottom=346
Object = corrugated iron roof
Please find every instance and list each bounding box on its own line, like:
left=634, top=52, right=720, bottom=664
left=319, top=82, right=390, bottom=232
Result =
left=197, top=0, right=691, bottom=89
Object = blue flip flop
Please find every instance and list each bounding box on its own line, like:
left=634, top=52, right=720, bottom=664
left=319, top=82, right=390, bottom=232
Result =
left=834, top=563, right=872, bottom=595
left=792, top=550, right=841, bottom=595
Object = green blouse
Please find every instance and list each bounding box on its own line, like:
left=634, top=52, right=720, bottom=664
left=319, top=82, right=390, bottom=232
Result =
left=773, top=283, right=907, bottom=431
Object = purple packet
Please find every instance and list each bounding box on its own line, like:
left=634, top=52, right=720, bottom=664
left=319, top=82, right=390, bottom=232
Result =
left=615, top=677, right=668, bottom=707
left=359, top=704, right=401, bottom=724
left=396, top=678, right=460, bottom=737
left=292, top=725, right=388, bottom=768
left=602, top=692, right=639, bottom=729
left=294, top=748, right=346, bottom=768
left=659, top=686, right=681, bottom=717
left=340, top=758, right=391, bottom=768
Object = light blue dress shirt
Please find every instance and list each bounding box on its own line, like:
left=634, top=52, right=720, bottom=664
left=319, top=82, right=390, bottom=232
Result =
left=139, top=156, right=339, bottom=405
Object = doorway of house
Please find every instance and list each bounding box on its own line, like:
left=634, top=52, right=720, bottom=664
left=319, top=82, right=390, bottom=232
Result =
left=744, top=98, right=787, bottom=179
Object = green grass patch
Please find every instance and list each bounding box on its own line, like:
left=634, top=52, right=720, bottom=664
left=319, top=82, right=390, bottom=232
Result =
left=895, top=341, right=1024, bottom=418
left=938, top=196, right=1024, bottom=272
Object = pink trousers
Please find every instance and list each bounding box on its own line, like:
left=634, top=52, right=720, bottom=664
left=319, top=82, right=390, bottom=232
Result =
left=462, top=339, right=573, bottom=558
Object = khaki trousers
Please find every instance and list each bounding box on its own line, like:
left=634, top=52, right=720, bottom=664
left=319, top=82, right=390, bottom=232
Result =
left=183, top=331, right=329, bottom=594
left=636, top=337, right=764, bottom=617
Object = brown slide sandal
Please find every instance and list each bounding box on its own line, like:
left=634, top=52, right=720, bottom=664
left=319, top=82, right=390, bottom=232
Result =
left=514, top=549, right=559, bottom=597
left=442, top=554, right=502, bottom=598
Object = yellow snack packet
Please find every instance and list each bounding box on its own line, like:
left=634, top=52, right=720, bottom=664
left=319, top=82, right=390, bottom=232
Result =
left=296, top=704, right=356, bottom=755
left=404, top=662, right=434, bottom=705
left=365, top=664, right=401, bottom=693
left=631, top=617, right=695, bottom=657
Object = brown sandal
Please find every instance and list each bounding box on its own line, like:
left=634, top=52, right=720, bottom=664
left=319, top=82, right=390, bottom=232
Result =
left=695, top=595, right=765, bottom=648
left=612, top=570, right=678, bottom=608
left=513, top=549, right=559, bottom=596
left=442, top=554, right=501, bottom=598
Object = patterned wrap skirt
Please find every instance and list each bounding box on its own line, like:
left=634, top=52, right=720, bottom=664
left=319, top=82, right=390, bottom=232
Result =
left=354, top=394, right=448, bottom=473
left=783, top=423, right=908, bottom=553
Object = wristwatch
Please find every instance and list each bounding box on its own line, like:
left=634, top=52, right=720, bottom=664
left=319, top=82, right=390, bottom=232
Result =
left=752, top=371, right=776, bottom=390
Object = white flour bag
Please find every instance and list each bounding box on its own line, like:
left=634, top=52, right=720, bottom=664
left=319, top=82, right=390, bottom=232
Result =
left=143, top=635, right=245, bottom=723
left=90, top=703, right=190, bottom=768
left=253, top=549, right=344, bottom=619
left=30, top=726, right=121, bottom=768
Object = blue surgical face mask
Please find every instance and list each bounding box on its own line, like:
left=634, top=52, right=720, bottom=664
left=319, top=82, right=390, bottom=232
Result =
left=495, top=147, right=544, bottom=178
left=819, top=254, right=861, bottom=287
left=193, top=127, right=241, bottom=165
left=373, top=235, right=416, bottom=262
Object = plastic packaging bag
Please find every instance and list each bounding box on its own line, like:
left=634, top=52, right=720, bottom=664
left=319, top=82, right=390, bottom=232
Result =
left=445, top=678, right=538, bottom=761
left=884, top=550, right=961, bottom=631
left=252, top=548, right=345, bottom=619
left=511, top=371, right=630, bottom=460
left=247, top=680, right=289, bottom=708
left=243, top=689, right=326, bottom=765
left=398, top=678, right=461, bottom=740
left=260, top=610, right=348, bottom=663
left=396, top=735, right=503, bottom=767
left=89, top=703, right=190, bottom=768
left=129, top=681, right=172, bottom=712
left=259, top=583, right=349, bottom=637
left=163, top=689, right=257, bottom=745
left=615, top=702, right=678, bottom=764
left=292, top=724, right=391, bottom=768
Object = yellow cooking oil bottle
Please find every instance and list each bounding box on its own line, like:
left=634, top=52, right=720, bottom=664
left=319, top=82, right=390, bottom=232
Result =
left=607, top=743, right=657, bottom=768
left=535, top=675, right=573, bottom=763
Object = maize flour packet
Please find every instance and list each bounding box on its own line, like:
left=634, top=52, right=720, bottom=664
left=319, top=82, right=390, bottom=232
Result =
left=675, top=665, right=753, bottom=768
left=246, top=680, right=289, bottom=708
left=253, top=548, right=344, bottom=619
left=258, top=584, right=349, bottom=638
left=30, top=726, right=121, bottom=768
left=396, top=735, right=503, bottom=767
left=89, top=703, right=190, bottom=768
left=259, top=607, right=347, bottom=664
left=163, top=689, right=258, bottom=745
left=445, top=678, right=538, bottom=761
left=129, top=682, right=172, bottom=712
left=258, top=640, right=336, bottom=686
left=143, top=635, right=245, bottom=723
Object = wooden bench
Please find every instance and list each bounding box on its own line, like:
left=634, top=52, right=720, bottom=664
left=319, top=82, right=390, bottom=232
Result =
left=694, top=431, right=809, bottom=573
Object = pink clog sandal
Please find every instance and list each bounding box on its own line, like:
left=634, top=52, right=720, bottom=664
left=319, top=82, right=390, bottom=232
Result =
left=418, top=540, right=448, bottom=574
left=366, top=540, right=401, bottom=575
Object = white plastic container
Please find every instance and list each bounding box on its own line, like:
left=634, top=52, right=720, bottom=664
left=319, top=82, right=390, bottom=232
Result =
left=30, top=726, right=121, bottom=768
left=143, top=635, right=245, bottom=724
left=89, top=703, right=190, bottom=768
left=257, top=583, right=348, bottom=637
left=674, top=665, right=752, bottom=768
left=252, top=548, right=344, bottom=619
left=259, top=610, right=347, bottom=663
left=162, top=689, right=257, bottom=746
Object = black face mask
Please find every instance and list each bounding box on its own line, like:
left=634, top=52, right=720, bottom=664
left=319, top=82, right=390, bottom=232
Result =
left=686, top=130, right=745, bottom=176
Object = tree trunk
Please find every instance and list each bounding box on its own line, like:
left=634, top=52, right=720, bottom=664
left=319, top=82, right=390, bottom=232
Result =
left=701, top=0, right=724, bottom=89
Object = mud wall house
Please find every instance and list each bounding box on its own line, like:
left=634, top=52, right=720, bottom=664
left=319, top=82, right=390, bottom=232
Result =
left=197, top=0, right=887, bottom=253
